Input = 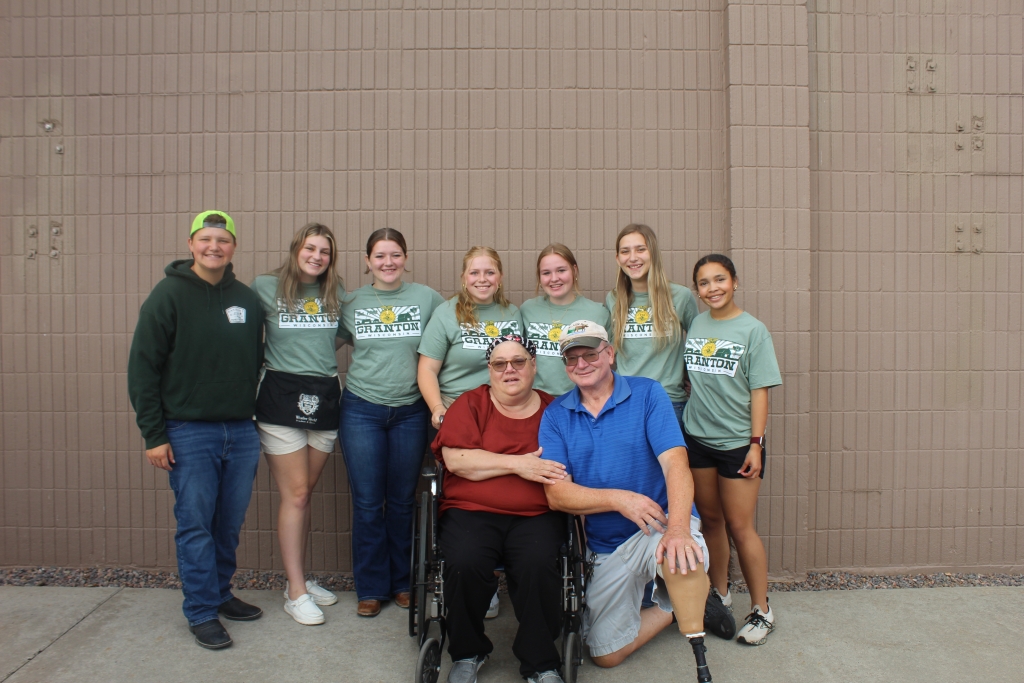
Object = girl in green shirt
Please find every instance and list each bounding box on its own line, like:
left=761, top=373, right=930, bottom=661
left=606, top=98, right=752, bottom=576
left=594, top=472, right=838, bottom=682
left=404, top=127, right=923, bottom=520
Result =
left=417, top=246, right=523, bottom=428
left=606, top=224, right=699, bottom=423
left=337, top=228, right=445, bottom=618
left=416, top=246, right=522, bottom=622
left=521, top=244, right=610, bottom=395
left=685, top=253, right=782, bottom=647
left=252, top=223, right=345, bottom=626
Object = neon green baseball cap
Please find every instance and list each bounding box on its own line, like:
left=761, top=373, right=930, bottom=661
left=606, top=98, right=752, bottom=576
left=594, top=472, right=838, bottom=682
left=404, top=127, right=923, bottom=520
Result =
left=190, top=210, right=236, bottom=238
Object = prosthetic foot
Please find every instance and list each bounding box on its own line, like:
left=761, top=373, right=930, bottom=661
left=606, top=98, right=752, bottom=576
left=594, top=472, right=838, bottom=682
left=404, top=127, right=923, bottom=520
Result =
left=687, top=636, right=712, bottom=683
left=658, top=560, right=714, bottom=683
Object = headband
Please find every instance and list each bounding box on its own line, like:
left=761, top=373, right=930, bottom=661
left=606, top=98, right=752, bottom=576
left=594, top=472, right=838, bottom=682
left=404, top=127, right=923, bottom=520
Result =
left=484, top=333, right=538, bottom=361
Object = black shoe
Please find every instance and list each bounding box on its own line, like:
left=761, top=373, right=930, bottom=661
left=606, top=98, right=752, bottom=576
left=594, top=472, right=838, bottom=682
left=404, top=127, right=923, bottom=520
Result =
left=703, top=588, right=736, bottom=640
left=190, top=619, right=232, bottom=649
left=218, top=596, right=263, bottom=621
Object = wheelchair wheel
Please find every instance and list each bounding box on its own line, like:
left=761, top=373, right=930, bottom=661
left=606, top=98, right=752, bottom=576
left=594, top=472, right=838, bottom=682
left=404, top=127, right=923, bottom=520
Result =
left=415, top=490, right=432, bottom=646
left=410, top=490, right=431, bottom=641
left=562, top=631, right=580, bottom=683
left=414, top=637, right=441, bottom=683
left=409, top=494, right=420, bottom=638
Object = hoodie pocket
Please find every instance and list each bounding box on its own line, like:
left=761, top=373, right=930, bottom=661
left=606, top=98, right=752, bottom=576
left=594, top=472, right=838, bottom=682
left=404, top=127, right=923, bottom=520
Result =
left=180, top=380, right=256, bottom=420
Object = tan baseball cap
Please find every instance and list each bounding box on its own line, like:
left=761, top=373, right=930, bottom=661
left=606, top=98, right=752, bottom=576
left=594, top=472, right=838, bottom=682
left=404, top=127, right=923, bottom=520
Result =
left=559, top=320, right=610, bottom=355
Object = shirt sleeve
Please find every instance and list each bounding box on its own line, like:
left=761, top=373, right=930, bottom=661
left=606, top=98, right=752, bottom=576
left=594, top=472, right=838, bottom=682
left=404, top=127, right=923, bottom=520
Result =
left=746, top=327, right=783, bottom=390
left=507, top=304, right=524, bottom=335
left=418, top=300, right=454, bottom=360
left=644, top=382, right=686, bottom=456
left=431, top=390, right=484, bottom=462
left=127, top=292, right=175, bottom=449
left=429, top=287, right=446, bottom=312
left=676, top=284, right=699, bottom=331
left=336, top=317, right=353, bottom=344
left=335, top=291, right=353, bottom=343
left=538, top=408, right=572, bottom=477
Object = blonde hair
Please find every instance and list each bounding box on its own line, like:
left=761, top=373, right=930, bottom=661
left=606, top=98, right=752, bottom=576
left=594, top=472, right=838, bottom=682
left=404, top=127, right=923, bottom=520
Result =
left=270, top=223, right=344, bottom=317
left=455, top=246, right=511, bottom=326
left=535, top=243, right=582, bottom=297
left=609, top=224, right=679, bottom=352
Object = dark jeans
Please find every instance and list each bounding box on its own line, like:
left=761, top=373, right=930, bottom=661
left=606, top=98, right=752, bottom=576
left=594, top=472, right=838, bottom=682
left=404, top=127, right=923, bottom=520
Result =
left=165, top=419, right=261, bottom=626
left=440, top=508, right=565, bottom=677
left=339, top=389, right=430, bottom=601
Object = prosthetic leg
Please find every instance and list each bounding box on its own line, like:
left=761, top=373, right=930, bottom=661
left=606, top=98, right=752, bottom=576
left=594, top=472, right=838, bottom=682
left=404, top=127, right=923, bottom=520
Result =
left=658, top=561, right=713, bottom=683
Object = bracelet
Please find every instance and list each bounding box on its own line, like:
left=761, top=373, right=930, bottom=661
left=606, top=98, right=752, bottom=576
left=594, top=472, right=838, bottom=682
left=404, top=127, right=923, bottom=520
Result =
left=431, top=404, right=444, bottom=412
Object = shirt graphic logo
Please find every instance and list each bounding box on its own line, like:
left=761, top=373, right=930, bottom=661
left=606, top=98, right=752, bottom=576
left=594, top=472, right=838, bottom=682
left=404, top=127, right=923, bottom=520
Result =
left=623, top=306, right=653, bottom=338
left=683, top=337, right=747, bottom=377
left=225, top=306, right=246, bottom=323
left=526, top=322, right=563, bottom=357
left=297, top=393, right=320, bottom=417
left=278, top=297, right=338, bottom=329
left=460, top=320, right=520, bottom=350
left=354, top=305, right=423, bottom=339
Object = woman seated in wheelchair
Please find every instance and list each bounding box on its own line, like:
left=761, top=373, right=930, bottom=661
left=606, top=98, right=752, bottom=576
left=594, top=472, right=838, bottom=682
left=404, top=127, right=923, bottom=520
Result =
left=432, top=333, right=568, bottom=683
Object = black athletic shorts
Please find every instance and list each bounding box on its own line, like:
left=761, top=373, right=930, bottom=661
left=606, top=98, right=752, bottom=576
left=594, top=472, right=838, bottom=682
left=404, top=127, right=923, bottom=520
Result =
left=684, top=428, right=766, bottom=480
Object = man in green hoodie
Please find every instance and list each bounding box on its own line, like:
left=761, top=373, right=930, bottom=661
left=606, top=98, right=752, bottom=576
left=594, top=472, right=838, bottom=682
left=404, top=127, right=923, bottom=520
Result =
left=128, top=211, right=265, bottom=649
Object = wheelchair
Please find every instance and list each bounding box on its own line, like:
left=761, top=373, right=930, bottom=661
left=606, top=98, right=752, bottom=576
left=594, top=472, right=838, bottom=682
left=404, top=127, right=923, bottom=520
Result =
left=409, top=462, right=592, bottom=683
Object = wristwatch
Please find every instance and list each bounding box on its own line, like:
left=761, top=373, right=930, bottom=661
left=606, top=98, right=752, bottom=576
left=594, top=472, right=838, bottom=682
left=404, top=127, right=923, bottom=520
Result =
left=750, top=435, right=764, bottom=447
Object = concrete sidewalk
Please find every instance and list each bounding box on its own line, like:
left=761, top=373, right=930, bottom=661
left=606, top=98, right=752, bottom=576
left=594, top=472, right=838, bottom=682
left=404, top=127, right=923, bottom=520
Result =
left=1, top=585, right=1021, bottom=683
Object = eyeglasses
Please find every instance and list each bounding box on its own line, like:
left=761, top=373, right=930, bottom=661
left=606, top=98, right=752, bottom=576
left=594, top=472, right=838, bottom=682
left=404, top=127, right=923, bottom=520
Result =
left=562, top=346, right=607, bottom=367
left=489, top=357, right=529, bottom=372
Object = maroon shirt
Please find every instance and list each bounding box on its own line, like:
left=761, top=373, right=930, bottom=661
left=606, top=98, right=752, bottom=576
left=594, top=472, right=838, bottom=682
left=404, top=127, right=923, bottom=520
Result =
left=432, top=384, right=554, bottom=516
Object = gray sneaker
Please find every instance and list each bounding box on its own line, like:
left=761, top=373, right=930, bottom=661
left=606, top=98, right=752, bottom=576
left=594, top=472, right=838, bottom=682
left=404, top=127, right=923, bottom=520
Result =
left=447, top=655, right=486, bottom=683
left=526, top=671, right=565, bottom=683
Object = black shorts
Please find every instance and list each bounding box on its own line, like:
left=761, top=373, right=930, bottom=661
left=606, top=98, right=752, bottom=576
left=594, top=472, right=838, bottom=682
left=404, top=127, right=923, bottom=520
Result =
left=684, top=428, right=766, bottom=480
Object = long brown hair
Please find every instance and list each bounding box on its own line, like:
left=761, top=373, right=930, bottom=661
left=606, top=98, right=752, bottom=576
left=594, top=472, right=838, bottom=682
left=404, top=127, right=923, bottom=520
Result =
left=455, top=246, right=511, bottom=326
left=609, top=224, right=679, bottom=352
left=271, top=222, right=343, bottom=317
left=535, top=243, right=582, bottom=297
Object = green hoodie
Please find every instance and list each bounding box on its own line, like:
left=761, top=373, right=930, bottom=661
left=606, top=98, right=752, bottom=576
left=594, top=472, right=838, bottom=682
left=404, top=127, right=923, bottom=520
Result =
left=128, top=259, right=265, bottom=449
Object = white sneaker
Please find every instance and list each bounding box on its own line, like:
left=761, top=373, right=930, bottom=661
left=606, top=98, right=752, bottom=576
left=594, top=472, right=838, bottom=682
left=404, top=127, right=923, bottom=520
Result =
left=736, top=604, right=775, bottom=645
left=484, top=591, right=500, bottom=619
left=284, top=592, right=325, bottom=625
left=447, top=655, right=486, bottom=683
left=526, top=671, right=564, bottom=683
left=284, top=579, right=338, bottom=606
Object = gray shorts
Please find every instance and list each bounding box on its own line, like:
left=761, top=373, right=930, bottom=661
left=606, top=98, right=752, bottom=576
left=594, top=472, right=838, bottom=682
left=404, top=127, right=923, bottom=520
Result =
left=583, top=515, right=709, bottom=657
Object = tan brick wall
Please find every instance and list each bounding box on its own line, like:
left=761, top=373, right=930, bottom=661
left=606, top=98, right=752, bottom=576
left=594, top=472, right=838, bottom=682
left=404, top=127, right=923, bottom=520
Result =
left=0, top=1, right=730, bottom=572
left=807, top=2, right=1024, bottom=572
left=1, top=1, right=1020, bottom=575
left=726, top=0, right=812, bottom=578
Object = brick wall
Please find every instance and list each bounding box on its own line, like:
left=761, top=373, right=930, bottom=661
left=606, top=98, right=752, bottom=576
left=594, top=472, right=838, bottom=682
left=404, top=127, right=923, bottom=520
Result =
left=1, top=1, right=1020, bottom=575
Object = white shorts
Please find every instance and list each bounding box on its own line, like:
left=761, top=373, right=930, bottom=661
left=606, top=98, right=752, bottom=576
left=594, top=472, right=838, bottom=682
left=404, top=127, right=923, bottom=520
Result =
left=256, top=422, right=337, bottom=455
left=583, top=515, right=709, bottom=657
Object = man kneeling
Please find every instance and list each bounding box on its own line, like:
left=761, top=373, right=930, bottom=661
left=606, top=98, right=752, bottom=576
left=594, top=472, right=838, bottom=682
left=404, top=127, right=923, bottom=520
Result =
left=538, top=321, right=714, bottom=682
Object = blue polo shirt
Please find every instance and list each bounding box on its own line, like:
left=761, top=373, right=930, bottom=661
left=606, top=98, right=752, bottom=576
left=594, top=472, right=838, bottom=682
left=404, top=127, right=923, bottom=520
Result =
left=539, top=373, right=689, bottom=553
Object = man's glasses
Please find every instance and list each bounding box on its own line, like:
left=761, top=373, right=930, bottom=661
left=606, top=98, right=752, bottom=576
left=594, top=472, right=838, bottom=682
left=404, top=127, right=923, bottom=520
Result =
left=489, top=357, right=529, bottom=372
left=562, top=347, right=606, bottom=367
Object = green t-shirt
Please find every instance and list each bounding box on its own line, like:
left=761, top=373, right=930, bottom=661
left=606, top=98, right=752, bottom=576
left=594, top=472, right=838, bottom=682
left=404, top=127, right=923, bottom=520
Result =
left=417, top=298, right=523, bottom=398
left=251, top=274, right=345, bottom=377
left=337, top=282, right=446, bottom=407
left=520, top=294, right=611, bottom=396
left=605, top=282, right=699, bottom=402
left=682, top=311, right=782, bottom=450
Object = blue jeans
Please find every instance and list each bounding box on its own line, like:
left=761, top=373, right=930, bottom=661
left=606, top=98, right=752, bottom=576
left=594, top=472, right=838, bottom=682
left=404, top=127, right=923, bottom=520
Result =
left=165, top=419, right=261, bottom=626
left=672, top=400, right=687, bottom=433
left=339, top=389, right=430, bottom=601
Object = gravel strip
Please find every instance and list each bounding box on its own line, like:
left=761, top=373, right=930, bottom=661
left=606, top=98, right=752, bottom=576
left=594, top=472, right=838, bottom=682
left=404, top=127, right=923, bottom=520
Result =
left=1, top=567, right=1021, bottom=592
